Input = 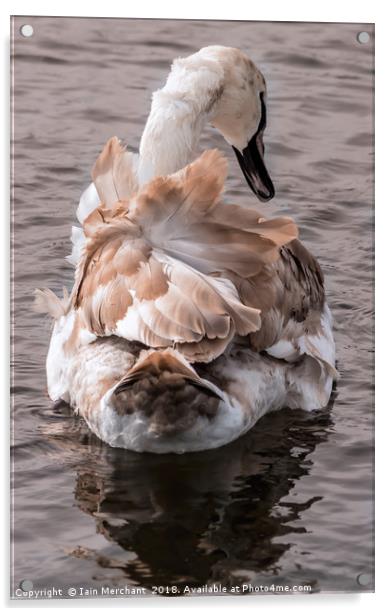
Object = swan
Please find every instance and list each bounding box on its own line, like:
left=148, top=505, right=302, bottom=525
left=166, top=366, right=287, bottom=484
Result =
left=36, top=141, right=336, bottom=453
left=35, top=46, right=337, bottom=453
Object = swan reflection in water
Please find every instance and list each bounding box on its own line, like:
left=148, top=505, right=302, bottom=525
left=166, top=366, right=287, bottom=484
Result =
left=43, top=397, right=335, bottom=592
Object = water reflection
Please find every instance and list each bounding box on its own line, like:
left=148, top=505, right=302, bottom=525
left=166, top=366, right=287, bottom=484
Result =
left=45, top=400, right=334, bottom=591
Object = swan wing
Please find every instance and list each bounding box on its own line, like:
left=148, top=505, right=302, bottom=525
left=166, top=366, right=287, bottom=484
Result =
left=132, top=148, right=298, bottom=278
left=71, top=216, right=261, bottom=362
left=231, top=239, right=337, bottom=380
left=69, top=143, right=299, bottom=363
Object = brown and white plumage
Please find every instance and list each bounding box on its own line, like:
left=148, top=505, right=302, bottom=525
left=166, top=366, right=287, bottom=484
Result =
left=75, top=139, right=335, bottom=380
left=36, top=135, right=335, bottom=453
left=37, top=45, right=337, bottom=452
left=69, top=141, right=297, bottom=364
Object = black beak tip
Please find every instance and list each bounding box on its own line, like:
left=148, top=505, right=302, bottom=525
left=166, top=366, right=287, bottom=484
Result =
left=257, top=183, right=275, bottom=202
left=232, top=143, right=275, bottom=203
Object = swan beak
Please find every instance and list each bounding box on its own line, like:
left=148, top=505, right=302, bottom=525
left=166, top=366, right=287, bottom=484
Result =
left=232, top=131, right=275, bottom=201
left=232, top=92, right=275, bottom=201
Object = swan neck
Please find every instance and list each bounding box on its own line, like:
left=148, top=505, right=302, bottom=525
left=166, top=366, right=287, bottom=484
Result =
left=138, top=93, right=208, bottom=183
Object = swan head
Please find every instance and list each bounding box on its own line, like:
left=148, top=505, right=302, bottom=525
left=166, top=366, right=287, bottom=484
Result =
left=197, top=46, right=275, bottom=201
left=141, top=46, right=275, bottom=199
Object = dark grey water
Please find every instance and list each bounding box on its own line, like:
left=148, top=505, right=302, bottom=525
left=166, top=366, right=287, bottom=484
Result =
left=11, top=16, right=374, bottom=596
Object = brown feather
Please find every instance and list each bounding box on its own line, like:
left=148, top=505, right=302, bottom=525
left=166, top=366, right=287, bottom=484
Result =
left=91, top=136, right=138, bottom=208
left=131, top=256, right=169, bottom=301
left=227, top=239, right=326, bottom=352
left=83, top=202, right=129, bottom=237
left=177, top=322, right=236, bottom=363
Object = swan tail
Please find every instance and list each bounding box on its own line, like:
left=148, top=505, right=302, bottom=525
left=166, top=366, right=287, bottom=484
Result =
left=109, top=348, right=224, bottom=436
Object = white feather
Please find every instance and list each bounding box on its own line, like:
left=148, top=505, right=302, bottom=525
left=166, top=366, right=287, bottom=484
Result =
left=76, top=182, right=100, bottom=224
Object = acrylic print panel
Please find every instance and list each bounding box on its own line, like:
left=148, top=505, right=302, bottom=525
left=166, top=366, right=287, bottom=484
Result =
left=11, top=16, right=374, bottom=598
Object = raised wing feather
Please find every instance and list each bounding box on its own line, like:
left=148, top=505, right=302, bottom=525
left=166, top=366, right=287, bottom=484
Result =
left=91, top=136, right=139, bottom=208
left=129, top=148, right=298, bottom=278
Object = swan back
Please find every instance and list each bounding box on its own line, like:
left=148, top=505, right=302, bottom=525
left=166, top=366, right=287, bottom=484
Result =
left=69, top=138, right=297, bottom=363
